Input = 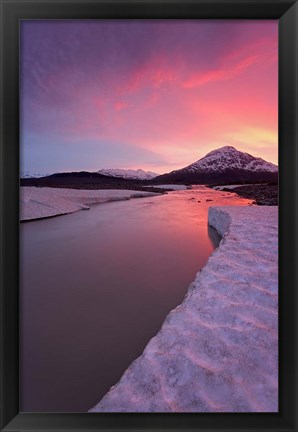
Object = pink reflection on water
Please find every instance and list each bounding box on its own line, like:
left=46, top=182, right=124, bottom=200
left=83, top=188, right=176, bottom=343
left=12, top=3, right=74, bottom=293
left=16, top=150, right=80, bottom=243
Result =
left=20, top=185, right=253, bottom=412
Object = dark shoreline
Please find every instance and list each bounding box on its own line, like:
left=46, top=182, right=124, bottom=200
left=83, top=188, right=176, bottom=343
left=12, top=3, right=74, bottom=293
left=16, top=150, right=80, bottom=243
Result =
left=219, top=183, right=278, bottom=205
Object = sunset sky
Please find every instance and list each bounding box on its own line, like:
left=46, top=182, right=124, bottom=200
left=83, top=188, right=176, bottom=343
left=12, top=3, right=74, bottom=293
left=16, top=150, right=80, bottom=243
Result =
left=20, top=20, right=278, bottom=175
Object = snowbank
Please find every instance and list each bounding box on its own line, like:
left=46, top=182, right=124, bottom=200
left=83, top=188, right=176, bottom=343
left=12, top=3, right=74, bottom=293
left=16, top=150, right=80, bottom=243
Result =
left=20, top=187, right=159, bottom=221
left=90, top=205, right=278, bottom=412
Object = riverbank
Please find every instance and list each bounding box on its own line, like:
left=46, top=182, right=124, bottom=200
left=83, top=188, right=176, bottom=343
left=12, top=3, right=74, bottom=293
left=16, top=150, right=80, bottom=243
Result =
left=212, top=183, right=278, bottom=205
left=90, top=205, right=278, bottom=412
left=20, top=187, right=161, bottom=221
left=19, top=184, right=244, bottom=221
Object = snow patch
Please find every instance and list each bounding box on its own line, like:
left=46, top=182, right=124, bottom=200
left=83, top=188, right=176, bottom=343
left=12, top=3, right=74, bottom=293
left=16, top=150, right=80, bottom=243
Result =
left=90, top=205, right=278, bottom=413
left=20, top=187, right=159, bottom=221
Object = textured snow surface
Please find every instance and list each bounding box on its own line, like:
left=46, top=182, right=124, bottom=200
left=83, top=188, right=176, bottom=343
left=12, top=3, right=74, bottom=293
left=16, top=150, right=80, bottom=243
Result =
left=97, top=168, right=158, bottom=180
left=20, top=187, right=159, bottom=221
left=172, top=146, right=278, bottom=175
left=90, top=206, right=278, bottom=413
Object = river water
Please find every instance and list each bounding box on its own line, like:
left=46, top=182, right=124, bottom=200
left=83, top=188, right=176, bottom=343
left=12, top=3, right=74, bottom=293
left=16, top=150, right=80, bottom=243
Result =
left=20, top=186, right=251, bottom=412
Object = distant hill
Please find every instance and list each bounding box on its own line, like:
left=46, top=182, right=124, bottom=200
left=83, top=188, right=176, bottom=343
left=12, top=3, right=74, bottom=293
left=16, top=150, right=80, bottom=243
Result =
left=48, top=171, right=111, bottom=179
left=153, top=146, right=278, bottom=185
left=20, top=170, right=161, bottom=192
left=20, top=171, right=137, bottom=188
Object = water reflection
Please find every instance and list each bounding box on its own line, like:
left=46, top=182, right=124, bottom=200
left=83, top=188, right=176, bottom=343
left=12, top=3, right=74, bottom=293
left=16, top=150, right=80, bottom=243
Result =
left=20, top=186, right=251, bottom=412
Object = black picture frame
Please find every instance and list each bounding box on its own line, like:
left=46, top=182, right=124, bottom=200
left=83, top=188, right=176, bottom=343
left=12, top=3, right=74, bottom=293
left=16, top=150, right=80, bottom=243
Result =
left=0, top=0, right=297, bottom=431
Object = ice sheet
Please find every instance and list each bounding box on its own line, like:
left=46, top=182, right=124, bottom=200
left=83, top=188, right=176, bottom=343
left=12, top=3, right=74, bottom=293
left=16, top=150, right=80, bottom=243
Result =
left=20, top=187, right=159, bottom=221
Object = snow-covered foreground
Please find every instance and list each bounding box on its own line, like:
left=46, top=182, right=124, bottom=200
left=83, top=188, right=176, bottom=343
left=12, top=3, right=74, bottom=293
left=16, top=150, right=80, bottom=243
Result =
left=20, top=187, right=160, bottom=221
left=90, top=206, right=278, bottom=412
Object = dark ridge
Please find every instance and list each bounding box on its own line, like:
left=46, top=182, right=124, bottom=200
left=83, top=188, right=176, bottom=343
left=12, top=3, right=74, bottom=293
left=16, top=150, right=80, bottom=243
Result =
left=151, top=169, right=278, bottom=185
left=48, top=171, right=110, bottom=178
left=20, top=172, right=165, bottom=194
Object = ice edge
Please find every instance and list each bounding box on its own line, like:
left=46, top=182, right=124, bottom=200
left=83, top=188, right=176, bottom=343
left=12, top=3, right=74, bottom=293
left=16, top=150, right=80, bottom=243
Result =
left=20, top=187, right=161, bottom=221
left=90, top=205, right=278, bottom=413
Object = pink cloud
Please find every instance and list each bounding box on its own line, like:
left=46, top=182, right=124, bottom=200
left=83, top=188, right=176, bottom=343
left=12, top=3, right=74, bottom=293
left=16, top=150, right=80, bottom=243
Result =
left=182, top=33, right=278, bottom=90
left=150, top=69, right=176, bottom=87
left=23, top=21, right=278, bottom=169
left=182, top=54, right=259, bottom=88
left=114, top=101, right=129, bottom=111
left=116, top=57, right=178, bottom=96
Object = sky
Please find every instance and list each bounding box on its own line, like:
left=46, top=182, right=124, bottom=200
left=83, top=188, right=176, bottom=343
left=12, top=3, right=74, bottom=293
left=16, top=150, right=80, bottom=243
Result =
left=20, top=20, right=278, bottom=175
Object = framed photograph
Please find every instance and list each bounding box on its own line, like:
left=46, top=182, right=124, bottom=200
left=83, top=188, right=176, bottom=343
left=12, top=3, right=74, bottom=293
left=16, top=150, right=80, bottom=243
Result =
left=0, top=0, right=297, bottom=431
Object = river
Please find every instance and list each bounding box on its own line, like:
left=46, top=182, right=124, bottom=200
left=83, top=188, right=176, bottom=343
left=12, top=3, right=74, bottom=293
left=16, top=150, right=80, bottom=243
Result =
left=20, top=186, right=251, bottom=412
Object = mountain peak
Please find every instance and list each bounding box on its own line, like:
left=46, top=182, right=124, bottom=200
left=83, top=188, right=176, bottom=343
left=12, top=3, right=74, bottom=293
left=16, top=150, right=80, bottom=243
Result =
left=205, top=145, right=237, bottom=155
left=154, top=146, right=278, bottom=185
left=187, top=146, right=277, bottom=174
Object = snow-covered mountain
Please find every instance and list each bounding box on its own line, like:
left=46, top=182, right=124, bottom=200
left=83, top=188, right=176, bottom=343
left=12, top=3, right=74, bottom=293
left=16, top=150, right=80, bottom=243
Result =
left=179, top=146, right=277, bottom=174
left=97, top=168, right=158, bottom=180
left=20, top=171, right=51, bottom=179
left=154, top=146, right=278, bottom=185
